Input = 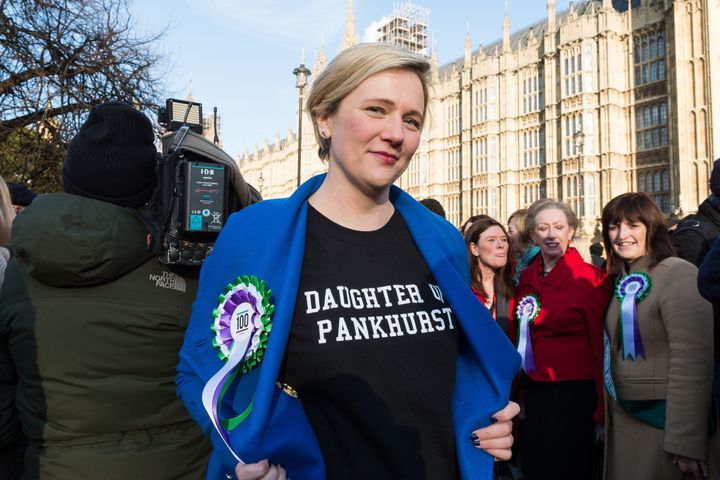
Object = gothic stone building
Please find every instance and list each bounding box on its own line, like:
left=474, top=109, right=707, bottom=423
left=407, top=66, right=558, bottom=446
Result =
left=239, top=0, right=719, bottom=244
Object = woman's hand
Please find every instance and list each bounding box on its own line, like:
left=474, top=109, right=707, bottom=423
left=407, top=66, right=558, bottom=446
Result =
left=672, top=455, right=708, bottom=478
left=470, top=401, right=520, bottom=460
left=234, top=460, right=287, bottom=480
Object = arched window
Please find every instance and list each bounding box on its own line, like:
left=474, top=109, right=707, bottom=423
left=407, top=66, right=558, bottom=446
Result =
left=658, top=35, right=665, bottom=57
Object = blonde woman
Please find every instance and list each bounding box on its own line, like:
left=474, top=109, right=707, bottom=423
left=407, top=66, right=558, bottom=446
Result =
left=177, top=43, right=521, bottom=480
left=0, top=177, right=13, bottom=291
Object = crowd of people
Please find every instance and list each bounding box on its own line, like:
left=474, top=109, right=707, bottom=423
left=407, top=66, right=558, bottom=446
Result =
left=0, top=41, right=718, bottom=480
left=452, top=189, right=720, bottom=480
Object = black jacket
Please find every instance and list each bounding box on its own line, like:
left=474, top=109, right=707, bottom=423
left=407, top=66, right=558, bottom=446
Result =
left=0, top=194, right=211, bottom=479
left=677, top=195, right=720, bottom=360
left=672, top=195, right=720, bottom=266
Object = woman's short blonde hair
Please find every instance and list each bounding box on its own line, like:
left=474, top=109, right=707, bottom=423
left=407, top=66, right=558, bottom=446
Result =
left=306, top=42, right=431, bottom=160
left=0, top=177, right=14, bottom=246
left=525, top=198, right=578, bottom=239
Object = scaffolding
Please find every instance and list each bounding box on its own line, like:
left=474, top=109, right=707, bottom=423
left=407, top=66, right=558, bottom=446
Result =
left=376, top=1, right=430, bottom=56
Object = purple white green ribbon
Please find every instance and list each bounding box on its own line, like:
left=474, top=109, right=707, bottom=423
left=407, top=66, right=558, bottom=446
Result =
left=614, top=272, right=651, bottom=360
left=603, top=332, right=617, bottom=400
left=516, top=294, right=540, bottom=373
left=201, top=275, right=274, bottom=464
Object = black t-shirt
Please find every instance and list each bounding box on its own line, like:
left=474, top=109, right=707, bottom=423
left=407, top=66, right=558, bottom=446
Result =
left=280, top=205, right=459, bottom=480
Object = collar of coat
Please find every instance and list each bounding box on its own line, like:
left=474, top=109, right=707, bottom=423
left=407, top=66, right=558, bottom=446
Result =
left=523, top=246, right=585, bottom=290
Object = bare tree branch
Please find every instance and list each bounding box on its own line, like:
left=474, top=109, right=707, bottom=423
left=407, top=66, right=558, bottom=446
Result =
left=0, top=0, right=168, bottom=191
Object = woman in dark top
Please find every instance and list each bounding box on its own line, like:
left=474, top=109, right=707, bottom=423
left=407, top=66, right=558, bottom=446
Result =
left=177, top=42, right=520, bottom=480
left=465, top=217, right=514, bottom=333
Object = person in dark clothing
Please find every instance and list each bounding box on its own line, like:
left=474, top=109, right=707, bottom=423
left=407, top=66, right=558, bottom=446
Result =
left=672, top=158, right=720, bottom=266
left=589, top=242, right=606, bottom=269
left=7, top=183, right=36, bottom=216
left=673, top=158, right=720, bottom=449
left=0, top=176, right=22, bottom=480
left=419, top=197, right=446, bottom=218
left=0, top=101, right=212, bottom=479
left=698, top=236, right=720, bottom=469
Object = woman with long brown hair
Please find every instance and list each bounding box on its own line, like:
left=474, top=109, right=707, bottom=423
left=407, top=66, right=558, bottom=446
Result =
left=602, top=192, right=716, bottom=479
left=465, top=217, right=515, bottom=333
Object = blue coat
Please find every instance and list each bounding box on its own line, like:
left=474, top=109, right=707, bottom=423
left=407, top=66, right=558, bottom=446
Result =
left=177, top=174, right=521, bottom=479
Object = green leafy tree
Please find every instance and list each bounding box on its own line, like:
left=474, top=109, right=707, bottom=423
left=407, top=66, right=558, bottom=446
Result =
left=0, top=0, right=166, bottom=192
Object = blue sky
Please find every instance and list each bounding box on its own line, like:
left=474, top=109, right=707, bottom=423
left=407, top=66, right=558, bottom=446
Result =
left=132, top=0, right=571, bottom=157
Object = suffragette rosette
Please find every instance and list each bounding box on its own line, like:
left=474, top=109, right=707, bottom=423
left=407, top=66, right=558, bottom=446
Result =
left=614, top=272, right=651, bottom=360
left=516, top=294, right=540, bottom=373
left=202, top=275, right=274, bottom=463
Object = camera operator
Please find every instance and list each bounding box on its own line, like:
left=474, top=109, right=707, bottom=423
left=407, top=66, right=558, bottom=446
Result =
left=0, top=101, right=211, bottom=479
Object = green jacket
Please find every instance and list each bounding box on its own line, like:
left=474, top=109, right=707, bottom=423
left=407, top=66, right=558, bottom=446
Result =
left=0, top=194, right=210, bottom=479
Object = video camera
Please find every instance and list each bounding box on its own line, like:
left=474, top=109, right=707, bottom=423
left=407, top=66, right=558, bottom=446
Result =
left=137, top=98, right=261, bottom=267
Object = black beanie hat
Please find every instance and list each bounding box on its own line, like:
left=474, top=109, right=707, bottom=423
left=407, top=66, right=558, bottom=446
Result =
left=710, top=158, right=720, bottom=196
left=63, top=101, right=157, bottom=208
left=8, top=182, right=36, bottom=206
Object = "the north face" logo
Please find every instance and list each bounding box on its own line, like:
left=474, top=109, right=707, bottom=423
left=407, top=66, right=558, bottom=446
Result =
left=149, top=271, right=187, bottom=292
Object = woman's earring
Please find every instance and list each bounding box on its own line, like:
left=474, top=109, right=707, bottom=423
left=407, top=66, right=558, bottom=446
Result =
left=320, top=131, right=328, bottom=139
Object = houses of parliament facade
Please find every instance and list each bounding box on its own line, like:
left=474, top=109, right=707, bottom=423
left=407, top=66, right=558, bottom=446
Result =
left=238, top=0, right=718, bottom=241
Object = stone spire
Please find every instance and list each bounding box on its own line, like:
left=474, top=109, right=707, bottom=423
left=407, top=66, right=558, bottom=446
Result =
left=186, top=80, right=194, bottom=101
left=502, top=2, right=511, bottom=53
left=313, top=38, right=328, bottom=76
left=547, top=0, right=556, bottom=32
left=340, top=0, right=358, bottom=51
left=464, top=28, right=472, bottom=68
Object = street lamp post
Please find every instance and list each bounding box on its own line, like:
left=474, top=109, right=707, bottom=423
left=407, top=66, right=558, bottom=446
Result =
left=293, top=62, right=311, bottom=188
left=573, top=129, right=586, bottom=218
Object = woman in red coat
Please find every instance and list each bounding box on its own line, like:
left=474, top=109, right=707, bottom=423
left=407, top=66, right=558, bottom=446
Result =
left=512, top=198, right=612, bottom=480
